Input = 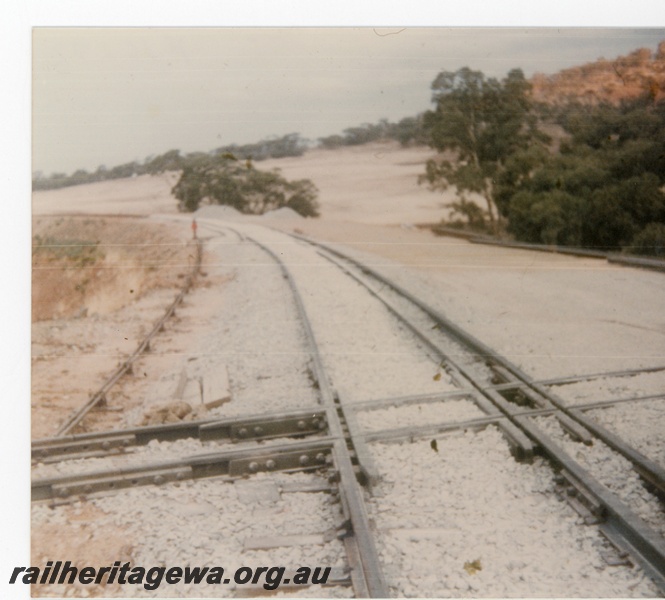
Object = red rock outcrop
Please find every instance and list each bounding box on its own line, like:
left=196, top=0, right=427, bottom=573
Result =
left=531, top=41, right=665, bottom=105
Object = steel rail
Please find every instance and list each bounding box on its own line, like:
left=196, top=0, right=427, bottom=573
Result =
left=31, top=413, right=532, bottom=503
left=32, top=437, right=334, bottom=502
left=245, top=234, right=389, bottom=598
left=308, top=236, right=665, bottom=485
left=41, top=222, right=662, bottom=590
left=34, top=392, right=663, bottom=480
left=500, top=370, right=665, bottom=496
left=312, top=247, right=537, bottom=459
left=361, top=413, right=509, bottom=444
left=38, top=396, right=656, bottom=503
left=54, top=239, right=203, bottom=437
left=534, top=364, right=665, bottom=387
left=39, top=384, right=661, bottom=464
left=296, top=234, right=665, bottom=592
left=349, top=388, right=663, bottom=415
left=33, top=407, right=327, bottom=462
left=350, top=389, right=474, bottom=411
left=573, top=393, right=665, bottom=411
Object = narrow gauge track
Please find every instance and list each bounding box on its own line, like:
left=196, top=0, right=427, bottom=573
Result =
left=300, top=235, right=665, bottom=481
left=34, top=365, right=665, bottom=463
left=31, top=221, right=665, bottom=597
left=290, top=231, right=665, bottom=590
left=54, top=239, right=203, bottom=437
left=33, top=223, right=389, bottom=597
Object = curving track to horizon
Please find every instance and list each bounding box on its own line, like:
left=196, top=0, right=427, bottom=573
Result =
left=31, top=219, right=665, bottom=597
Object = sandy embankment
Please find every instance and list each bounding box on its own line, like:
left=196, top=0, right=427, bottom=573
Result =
left=32, top=171, right=181, bottom=216
left=259, top=142, right=453, bottom=225
left=32, top=141, right=457, bottom=225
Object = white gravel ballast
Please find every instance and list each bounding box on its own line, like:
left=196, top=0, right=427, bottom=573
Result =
left=31, top=220, right=665, bottom=598
left=127, top=224, right=322, bottom=423
left=32, top=472, right=350, bottom=598
left=230, top=224, right=459, bottom=404
left=366, top=427, right=659, bottom=597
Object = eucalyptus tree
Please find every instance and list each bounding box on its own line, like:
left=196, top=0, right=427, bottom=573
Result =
left=171, top=153, right=319, bottom=217
left=420, top=67, right=545, bottom=228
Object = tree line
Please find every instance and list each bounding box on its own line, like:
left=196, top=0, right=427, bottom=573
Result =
left=32, top=134, right=309, bottom=191
left=318, top=116, right=427, bottom=149
left=33, top=65, right=665, bottom=247
left=419, top=67, right=665, bottom=256
left=32, top=121, right=426, bottom=193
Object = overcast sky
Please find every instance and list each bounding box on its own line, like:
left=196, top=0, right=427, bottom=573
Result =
left=33, top=27, right=665, bottom=175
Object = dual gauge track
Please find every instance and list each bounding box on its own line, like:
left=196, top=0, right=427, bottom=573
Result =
left=32, top=223, right=665, bottom=597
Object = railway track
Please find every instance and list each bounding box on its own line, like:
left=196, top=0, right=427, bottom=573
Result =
left=31, top=220, right=665, bottom=597
left=54, top=238, right=203, bottom=437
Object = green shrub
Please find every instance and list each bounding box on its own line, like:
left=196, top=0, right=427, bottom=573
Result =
left=171, top=156, right=319, bottom=217
left=629, top=223, right=665, bottom=256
